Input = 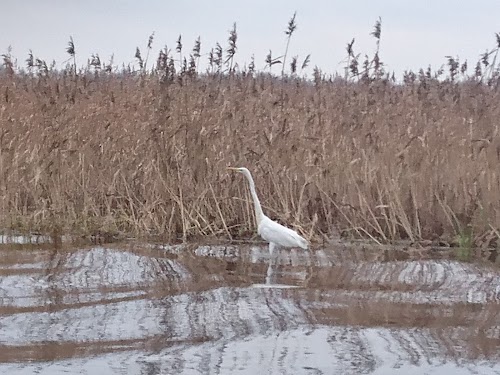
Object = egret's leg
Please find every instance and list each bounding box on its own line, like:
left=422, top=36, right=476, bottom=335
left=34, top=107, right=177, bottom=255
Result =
left=268, top=242, right=276, bottom=258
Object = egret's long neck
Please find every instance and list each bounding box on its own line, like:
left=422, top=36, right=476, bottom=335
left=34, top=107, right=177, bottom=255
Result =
left=244, top=172, right=264, bottom=225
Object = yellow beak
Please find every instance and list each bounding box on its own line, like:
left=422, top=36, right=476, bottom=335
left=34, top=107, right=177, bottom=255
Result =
left=227, top=167, right=239, bottom=171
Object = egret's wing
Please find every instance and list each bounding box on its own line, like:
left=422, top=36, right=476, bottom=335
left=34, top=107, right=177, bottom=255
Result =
left=259, top=218, right=308, bottom=249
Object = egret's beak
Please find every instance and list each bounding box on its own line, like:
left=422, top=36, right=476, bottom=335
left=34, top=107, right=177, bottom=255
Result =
left=227, top=167, right=239, bottom=171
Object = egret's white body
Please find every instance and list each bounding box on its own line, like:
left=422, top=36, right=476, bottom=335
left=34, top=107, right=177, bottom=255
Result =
left=228, top=167, right=309, bottom=254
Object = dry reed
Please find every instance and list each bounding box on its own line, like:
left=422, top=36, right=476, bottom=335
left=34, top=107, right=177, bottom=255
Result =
left=1, top=21, right=500, bottom=248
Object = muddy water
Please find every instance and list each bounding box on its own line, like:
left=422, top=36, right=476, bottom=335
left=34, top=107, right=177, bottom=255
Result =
left=0, top=239, right=499, bottom=375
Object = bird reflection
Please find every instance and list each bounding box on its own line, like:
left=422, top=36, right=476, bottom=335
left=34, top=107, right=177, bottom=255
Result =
left=265, top=262, right=276, bottom=285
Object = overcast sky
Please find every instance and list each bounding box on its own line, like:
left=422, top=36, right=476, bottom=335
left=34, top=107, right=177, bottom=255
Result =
left=1, top=0, right=499, bottom=77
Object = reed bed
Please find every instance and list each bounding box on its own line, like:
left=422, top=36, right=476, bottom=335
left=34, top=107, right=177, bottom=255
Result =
left=1, top=20, right=500, bottom=247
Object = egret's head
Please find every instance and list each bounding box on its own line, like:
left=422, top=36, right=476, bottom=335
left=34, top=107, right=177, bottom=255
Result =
left=227, top=167, right=247, bottom=174
left=227, top=167, right=252, bottom=180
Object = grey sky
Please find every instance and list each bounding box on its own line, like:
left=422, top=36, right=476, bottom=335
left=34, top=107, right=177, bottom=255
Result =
left=2, top=0, right=499, bottom=76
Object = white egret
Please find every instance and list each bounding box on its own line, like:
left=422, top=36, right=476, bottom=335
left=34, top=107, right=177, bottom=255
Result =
left=228, top=167, right=309, bottom=255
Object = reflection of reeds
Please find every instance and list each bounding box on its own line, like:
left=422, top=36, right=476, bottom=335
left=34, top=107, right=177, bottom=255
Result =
left=1, top=21, right=500, bottom=246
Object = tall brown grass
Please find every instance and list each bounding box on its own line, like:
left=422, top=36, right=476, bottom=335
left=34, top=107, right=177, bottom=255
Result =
left=1, top=21, right=500, bottom=247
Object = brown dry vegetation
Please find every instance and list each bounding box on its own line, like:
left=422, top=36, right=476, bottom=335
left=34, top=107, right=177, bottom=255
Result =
left=1, top=21, right=500, bottom=247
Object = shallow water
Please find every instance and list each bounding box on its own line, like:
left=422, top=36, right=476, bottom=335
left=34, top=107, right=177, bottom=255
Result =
left=0, top=239, right=499, bottom=374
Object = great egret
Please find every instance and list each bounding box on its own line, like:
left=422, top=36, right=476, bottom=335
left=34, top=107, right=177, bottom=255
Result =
left=228, top=167, right=309, bottom=255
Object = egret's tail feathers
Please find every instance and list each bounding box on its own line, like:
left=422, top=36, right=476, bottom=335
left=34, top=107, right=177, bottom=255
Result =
left=298, top=236, right=309, bottom=250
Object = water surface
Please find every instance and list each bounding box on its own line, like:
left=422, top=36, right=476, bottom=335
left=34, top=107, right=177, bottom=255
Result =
left=0, top=239, right=499, bottom=374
